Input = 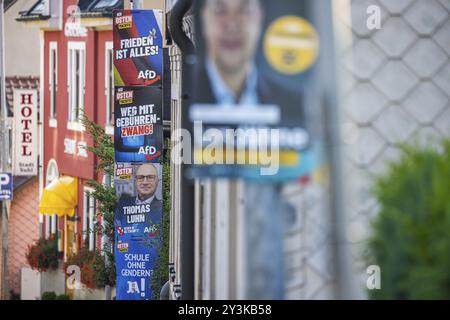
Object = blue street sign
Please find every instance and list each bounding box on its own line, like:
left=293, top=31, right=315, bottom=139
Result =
left=0, top=173, right=13, bottom=200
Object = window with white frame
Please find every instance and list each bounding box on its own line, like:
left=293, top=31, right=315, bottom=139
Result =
left=100, top=175, right=112, bottom=255
left=51, top=215, right=58, bottom=237
left=49, top=42, right=58, bottom=119
left=44, top=215, right=57, bottom=240
left=105, top=42, right=114, bottom=128
left=83, top=188, right=97, bottom=251
left=68, top=42, right=86, bottom=124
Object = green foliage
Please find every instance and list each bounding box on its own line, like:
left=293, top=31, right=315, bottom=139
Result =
left=41, top=292, right=70, bottom=300
left=41, top=292, right=57, bottom=300
left=26, top=238, right=59, bottom=272
left=81, top=115, right=115, bottom=177
left=82, top=115, right=116, bottom=287
left=81, top=116, right=170, bottom=297
left=368, top=139, right=450, bottom=300
left=151, top=143, right=171, bottom=299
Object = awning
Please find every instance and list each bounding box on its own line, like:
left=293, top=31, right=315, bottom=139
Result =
left=38, top=176, right=78, bottom=217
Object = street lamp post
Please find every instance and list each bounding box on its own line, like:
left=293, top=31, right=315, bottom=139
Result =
left=0, top=0, right=10, bottom=300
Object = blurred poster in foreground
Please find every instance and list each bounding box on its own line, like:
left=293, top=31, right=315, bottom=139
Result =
left=189, top=0, right=325, bottom=181
left=113, top=9, right=163, bottom=86
left=114, top=162, right=163, bottom=300
left=114, top=86, right=163, bottom=163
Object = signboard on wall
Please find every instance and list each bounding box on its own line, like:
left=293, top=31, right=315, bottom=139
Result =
left=0, top=173, right=13, bottom=200
left=113, top=9, right=164, bottom=87
left=13, top=89, right=38, bottom=176
left=114, top=163, right=163, bottom=300
left=114, top=86, right=163, bottom=163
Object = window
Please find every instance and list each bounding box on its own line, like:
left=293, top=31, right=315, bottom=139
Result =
left=100, top=175, right=113, bottom=255
left=45, top=215, right=50, bottom=239
left=68, top=42, right=86, bottom=125
left=89, top=0, right=122, bottom=11
left=44, top=214, right=57, bottom=240
left=105, top=42, right=114, bottom=129
left=83, top=189, right=97, bottom=251
left=51, top=215, right=58, bottom=236
left=28, top=0, right=46, bottom=15
left=49, top=42, right=58, bottom=120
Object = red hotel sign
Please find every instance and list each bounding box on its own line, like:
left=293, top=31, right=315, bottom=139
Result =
left=13, top=89, right=38, bottom=176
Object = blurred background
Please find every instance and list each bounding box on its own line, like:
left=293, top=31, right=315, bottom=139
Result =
left=0, top=0, right=449, bottom=300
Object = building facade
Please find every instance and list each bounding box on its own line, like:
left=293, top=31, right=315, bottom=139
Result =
left=15, top=0, right=169, bottom=299
left=0, top=0, right=40, bottom=299
left=16, top=0, right=122, bottom=297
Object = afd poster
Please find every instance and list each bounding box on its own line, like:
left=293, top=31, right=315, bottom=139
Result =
left=113, top=9, right=163, bottom=87
left=114, top=162, right=163, bottom=300
left=114, top=86, right=163, bottom=163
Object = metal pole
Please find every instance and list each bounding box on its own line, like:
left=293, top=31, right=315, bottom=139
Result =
left=1, top=202, right=7, bottom=300
left=131, top=0, right=143, bottom=10
left=104, top=171, right=112, bottom=300
left=169, top=0, right=195, bottom=300
left=0, top=0, right=10, bottom=300
left=313, top=0, right=354, bottom=299
left=244, top=183, right=285, bottom=299
left=0, top=0, right=5, bottom=171
left=104, top=0, right=146, bottom=301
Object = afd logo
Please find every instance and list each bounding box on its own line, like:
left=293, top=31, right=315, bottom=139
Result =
left=138, top=70, right=157, bottom=80
left=0, top=173, right=13, bottom=200
left=138, top=146, right=162, bottom=161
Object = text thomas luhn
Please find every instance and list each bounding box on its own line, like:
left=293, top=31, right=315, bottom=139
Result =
left=123, top=204, right=150, bottom=223
left=178, top=304, right=272, bottom=317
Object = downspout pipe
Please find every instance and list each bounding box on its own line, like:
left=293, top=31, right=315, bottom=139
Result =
left=168, top=0, right=195, bottom=300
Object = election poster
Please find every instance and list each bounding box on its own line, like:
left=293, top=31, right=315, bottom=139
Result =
left=114, top=162, right=163, bottom=300
left=189, top=0, right=325, bottom=181
left=113, top=9, right=163, bottom=87
left=114, top=86, right=163, bottom=163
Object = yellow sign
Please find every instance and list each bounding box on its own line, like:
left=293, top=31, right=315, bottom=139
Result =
left=194, top=148, right=299, bottom=167
left=264, top=16, right=319, bottom=75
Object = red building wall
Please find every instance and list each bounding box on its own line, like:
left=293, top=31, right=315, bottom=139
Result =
left=42, top=0, right=113, bottom=252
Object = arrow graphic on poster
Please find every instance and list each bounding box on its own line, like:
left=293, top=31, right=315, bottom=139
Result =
left=145, top=151, right=161, bottom=161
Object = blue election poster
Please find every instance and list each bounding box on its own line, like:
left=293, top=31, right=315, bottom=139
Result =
left=114, top=163, right=163, bottom=300
left=114, top=86, right=163, bottom=163
left=114, top=9, right=163, bottom=87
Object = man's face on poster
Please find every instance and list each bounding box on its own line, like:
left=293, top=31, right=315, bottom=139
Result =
left=135, top=164, right=159, bottom=200
left=201, top=0, right=263, bottom=75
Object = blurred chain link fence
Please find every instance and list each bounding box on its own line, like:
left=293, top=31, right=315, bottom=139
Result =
left=282, top=0, right=450, bottom=299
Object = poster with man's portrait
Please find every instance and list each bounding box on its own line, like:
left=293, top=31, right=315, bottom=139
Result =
left=189, top=0, right=323, bottom=181
left=114, top=162, right=163, bottom=300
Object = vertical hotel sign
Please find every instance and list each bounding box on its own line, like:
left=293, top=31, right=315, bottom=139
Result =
left=113, top=9, right=164, bottom=300
left=13, top=89, right=38, bottom=176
